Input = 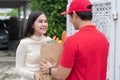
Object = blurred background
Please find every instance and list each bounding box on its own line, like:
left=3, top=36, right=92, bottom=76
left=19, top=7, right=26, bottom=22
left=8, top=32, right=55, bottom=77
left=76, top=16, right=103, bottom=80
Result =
left=0, top=0, right=67, bottom=80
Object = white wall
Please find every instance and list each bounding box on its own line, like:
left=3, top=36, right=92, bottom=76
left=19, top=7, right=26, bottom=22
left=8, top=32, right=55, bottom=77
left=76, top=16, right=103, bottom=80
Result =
left=115, top=0, right=120, bottom=79
left=67, top=0, right=120, bottom=80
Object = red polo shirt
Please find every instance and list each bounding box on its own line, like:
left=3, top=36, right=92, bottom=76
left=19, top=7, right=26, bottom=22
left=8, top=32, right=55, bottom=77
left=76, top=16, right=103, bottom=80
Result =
left=60, top=25, right=109, bottom=80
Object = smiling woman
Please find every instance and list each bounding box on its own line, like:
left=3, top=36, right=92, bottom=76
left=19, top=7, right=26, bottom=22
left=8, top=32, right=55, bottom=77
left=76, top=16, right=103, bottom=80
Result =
left=15, top=11, right=52, bottom=80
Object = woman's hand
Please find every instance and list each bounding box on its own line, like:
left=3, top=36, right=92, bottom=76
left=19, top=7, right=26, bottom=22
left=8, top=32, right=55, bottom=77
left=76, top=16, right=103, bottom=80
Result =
left=40, top=59, right=53, bottom=74
left=34, top=72, right=42, bottom=80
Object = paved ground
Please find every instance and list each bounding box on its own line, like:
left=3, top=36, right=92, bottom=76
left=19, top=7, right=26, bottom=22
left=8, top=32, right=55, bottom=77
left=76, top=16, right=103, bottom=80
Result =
left=0, top=40, right=20, bottom=80
left=0, top=49, right=21, bottom=80
left=0, top=50, right=15, bottom=61
left=0, top=40, right=18, bottom=62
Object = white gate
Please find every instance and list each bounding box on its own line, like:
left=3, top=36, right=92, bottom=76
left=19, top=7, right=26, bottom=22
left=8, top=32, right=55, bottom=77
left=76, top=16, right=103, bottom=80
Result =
left=67, top=0, right=120, bottom=80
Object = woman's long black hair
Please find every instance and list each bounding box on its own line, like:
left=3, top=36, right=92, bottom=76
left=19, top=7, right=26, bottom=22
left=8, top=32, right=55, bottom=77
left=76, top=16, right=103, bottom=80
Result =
left=22, top=11, right=45, bottom=38
left=16, top=11, right=46, bottom=48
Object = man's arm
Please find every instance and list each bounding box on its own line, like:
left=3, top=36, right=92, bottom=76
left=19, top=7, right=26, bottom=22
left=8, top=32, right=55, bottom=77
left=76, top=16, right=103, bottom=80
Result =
left=40, top=59, right=71, bottom=80
left=51, top=65, right=71, bottom=80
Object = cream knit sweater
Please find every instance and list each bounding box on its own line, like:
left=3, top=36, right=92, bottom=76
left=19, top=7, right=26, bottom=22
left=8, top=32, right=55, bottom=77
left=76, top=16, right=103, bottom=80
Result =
left=15, top=35, right=52, bottom=80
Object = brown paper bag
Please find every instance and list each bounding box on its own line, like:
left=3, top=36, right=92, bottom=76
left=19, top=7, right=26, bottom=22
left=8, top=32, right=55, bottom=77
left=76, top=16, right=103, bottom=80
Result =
left=39, top=43, right=63, bottom=80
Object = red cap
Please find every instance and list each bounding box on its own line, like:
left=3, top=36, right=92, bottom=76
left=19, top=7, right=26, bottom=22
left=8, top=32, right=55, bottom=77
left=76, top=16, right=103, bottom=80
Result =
left=61, top=0, right=92, bottom=15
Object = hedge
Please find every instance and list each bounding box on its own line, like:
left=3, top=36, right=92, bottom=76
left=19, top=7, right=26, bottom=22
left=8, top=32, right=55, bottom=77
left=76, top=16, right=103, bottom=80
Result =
left=30, top=0, right=67, bottom=39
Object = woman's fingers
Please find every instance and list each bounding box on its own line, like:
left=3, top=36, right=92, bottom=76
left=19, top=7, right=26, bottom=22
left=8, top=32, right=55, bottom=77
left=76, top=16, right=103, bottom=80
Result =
left=34, top=72, right=43, bottom=80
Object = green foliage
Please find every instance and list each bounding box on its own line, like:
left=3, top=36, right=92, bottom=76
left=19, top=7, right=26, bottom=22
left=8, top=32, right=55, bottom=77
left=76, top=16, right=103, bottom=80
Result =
left=0, top=13, right=4, bottom=16
left=7, top=9, right=18, bottom=17
left=30, top=0, right=67, bottom=39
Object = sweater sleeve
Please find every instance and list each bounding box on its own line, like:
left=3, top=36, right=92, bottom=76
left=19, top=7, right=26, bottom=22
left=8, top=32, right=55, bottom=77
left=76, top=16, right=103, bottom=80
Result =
left=15, top=40, right=34, bottom=79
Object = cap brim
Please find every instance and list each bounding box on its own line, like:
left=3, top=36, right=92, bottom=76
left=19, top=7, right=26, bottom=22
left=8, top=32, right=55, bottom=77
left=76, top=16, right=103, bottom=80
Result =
left=60, top=11, right=69, bottom=15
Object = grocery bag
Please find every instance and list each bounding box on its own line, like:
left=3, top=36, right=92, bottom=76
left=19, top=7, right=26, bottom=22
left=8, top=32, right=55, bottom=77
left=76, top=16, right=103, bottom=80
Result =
left=39, top=43, right=63, bottom=80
